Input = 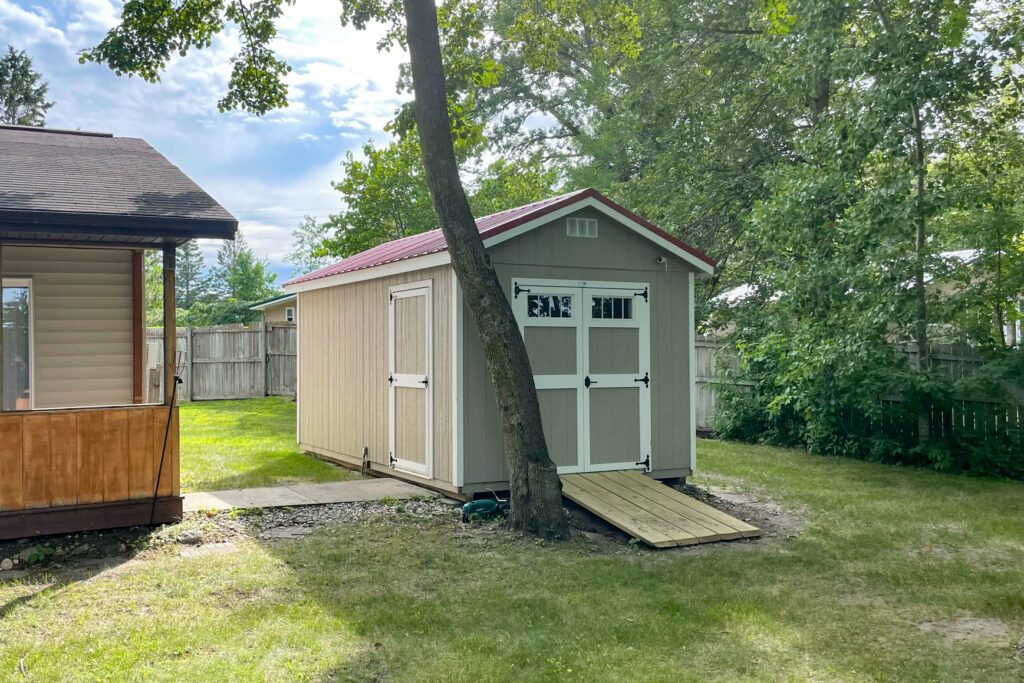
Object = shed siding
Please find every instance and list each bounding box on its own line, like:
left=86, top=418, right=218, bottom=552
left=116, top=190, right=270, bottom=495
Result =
left=4, top=246, right=134, bottom=409
left=297, top=265, right=453, bottom=484
left=462, top=207, right=697, bottom=486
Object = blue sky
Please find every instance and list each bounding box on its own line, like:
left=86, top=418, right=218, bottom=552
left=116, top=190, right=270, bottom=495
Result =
left=0, top=0, right=408, bottom=283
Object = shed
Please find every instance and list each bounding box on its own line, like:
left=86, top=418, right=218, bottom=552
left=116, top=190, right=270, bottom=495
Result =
left=0, top=125, right=236, bottom=539
left=284, top=189, right=714, bottom=497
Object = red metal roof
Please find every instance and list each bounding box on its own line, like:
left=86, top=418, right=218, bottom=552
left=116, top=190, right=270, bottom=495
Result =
left=285, top=188, right=715, bottom=287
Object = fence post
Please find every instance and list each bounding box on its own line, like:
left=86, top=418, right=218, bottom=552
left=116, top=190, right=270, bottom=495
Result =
left=260, top=322, right=268, bottom=397
left=185, top=326, right=193, bottom=402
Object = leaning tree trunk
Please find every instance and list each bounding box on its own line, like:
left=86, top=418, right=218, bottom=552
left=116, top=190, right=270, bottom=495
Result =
left=402, top=0, right=569, bottom=539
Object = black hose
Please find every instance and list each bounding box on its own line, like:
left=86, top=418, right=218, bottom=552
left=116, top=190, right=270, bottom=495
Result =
left=149, top=372, right=182, bottom=526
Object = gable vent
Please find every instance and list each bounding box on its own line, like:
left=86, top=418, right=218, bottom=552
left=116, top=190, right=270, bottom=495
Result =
left=566, top=217, right=598, bottom=238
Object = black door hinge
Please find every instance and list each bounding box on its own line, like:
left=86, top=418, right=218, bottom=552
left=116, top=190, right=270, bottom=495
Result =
left=633, top=372, right=650, bottom=388
left=388, top=374, right=394, bottom=384
left=514, top=281, right=531, bottom=299
left=635, top=454, right=651, bottom=472
left=419, top=376, right=429, bottom=386
left=634, top=286, right=649, bottom=302
left=584, top=375, right=597, bottom=388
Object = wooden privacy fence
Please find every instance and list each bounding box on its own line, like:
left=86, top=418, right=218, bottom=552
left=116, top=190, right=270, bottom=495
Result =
left=145, top=323, right=296, bottom=402
left=695, top=335, right=1023, bottom=446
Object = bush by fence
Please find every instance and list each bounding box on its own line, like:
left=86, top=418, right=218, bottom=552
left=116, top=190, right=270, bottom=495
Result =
left=698, top=336, right=1024, bottom=478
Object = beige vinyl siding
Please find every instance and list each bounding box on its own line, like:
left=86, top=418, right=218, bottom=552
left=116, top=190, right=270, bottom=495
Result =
left=262, top=300, right=294, bottom=322
left=4, top=246, right=134, bottom=409
left=297, top=265, right=453, bottom=485
left=461, top=207, right=697, bottom=488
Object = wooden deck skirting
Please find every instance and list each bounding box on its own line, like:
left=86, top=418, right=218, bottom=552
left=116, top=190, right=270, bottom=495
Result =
left=0, top=405, right=179, bottom=525
left=561, top=471, right=760, bottom=548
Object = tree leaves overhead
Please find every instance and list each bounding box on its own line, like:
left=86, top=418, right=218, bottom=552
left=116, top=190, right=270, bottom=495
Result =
left=80, top=0, right=293, bottom=114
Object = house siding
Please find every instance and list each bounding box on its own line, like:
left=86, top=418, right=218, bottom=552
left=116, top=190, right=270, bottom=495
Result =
left=3, top=246, right=135, bottom=409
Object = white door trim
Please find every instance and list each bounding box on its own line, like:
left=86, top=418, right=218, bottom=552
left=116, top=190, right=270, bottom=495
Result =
left=388, top=281, right=433, bottom=479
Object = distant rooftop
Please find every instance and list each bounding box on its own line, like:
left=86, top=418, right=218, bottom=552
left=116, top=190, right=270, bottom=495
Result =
left=0, top=125, right=237, bottom=244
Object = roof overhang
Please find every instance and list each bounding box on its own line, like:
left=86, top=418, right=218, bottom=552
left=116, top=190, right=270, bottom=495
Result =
left=0, top=209, right=238, bottom=246
left=285, top=193, right=714, bottom=294
left=249, top=293, right=297, bottom=311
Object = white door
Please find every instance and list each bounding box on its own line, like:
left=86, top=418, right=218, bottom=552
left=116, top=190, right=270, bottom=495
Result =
left=512, top=279, right=651, bottom=473
left=388, top=282, right=433, bottom=478
left=583, top=287, right=652, bottom=471
left=511, top=281, right=586, bottom=473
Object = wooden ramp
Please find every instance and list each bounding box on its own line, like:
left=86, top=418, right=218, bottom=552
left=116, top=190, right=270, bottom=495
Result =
left=561, top=471, right=760, bottom=548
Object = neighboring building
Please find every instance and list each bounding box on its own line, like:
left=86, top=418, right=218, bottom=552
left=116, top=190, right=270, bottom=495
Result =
left=0, top=125, right=236, bottom=539
left=250, top=293, right=296, bottom=323
left=284, top=189, right=716, bottom=498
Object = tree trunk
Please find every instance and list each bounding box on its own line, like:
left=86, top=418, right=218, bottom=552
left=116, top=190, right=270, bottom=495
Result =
left=402, top=0, right=569, bottom=539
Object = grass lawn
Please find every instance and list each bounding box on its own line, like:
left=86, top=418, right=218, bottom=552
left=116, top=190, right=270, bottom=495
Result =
left=1, top=440, right=1022, bottom=681
left=179, top=397, right=354, bottom=492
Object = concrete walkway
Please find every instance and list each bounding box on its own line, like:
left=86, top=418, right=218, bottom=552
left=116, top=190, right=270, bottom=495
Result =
left=183, top=478, right=432, bottom=513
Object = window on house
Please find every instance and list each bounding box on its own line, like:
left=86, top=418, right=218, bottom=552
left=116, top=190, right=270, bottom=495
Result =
left=566, top=217, right=598, bottom=238
left=527, top=294, right=573, bottom=318
left=3, top=279, right=32, bottom=410
left=591, top=296, right=633, bottom=320
left=285, top=306, right=295, bottom=322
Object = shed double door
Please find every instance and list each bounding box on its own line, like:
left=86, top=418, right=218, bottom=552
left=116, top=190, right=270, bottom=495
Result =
left=512, top=279, right=651, bottom=473
left=388, top=282, right=432, bottom=478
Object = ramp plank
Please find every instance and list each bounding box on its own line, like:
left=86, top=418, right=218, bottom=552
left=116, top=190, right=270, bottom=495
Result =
left=560, top=471, right=760, bottom=548
left=620, top=471, right=761, bottom=538
left=586, top=473, right=725, bottom=541
left=561, top=475, right=685, bottom=547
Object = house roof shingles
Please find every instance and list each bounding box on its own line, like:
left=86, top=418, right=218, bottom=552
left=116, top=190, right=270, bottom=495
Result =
left=286, top=188, right=715, bottom=287
left=0, top=125, right=237, bottom=242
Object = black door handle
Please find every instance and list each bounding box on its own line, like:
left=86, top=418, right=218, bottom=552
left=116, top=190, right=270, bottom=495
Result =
left=584, top=376, right=597, bottom=388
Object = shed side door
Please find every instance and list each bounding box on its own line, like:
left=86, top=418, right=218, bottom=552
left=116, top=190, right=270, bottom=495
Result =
left=389, top=283, right=433, bottom=478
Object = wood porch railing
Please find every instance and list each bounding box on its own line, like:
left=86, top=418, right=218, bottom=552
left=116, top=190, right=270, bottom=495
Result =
left=0, top=404, right=179, bottom=539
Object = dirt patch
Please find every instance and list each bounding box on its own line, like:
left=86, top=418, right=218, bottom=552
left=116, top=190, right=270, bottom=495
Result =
left=918, top=617, right=1010, bottom=644
left=678, top=483, right=805, bottom=540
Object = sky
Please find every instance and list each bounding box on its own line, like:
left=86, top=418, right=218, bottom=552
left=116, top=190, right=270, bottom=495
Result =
left=0, top=0, right=409, bottom=283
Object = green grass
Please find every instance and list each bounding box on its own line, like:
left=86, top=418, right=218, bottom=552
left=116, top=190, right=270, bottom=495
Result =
left=2, top=440, right=1022, bottom=681
left=178, top=397, right=353, bottom=492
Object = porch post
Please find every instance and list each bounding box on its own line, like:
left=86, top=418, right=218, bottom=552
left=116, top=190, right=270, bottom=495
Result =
left=162, top=245, right=176, bottom=405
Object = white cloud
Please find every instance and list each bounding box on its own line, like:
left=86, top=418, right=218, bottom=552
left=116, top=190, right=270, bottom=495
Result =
left=0, top=0, right=409, bottom=283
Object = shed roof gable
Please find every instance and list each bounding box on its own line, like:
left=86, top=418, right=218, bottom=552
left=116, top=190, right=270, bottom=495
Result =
left=285, top=189, right=714, bottom=292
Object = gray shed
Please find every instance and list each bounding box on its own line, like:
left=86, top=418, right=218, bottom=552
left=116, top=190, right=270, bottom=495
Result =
left=283, top=189, right=716, bottom=497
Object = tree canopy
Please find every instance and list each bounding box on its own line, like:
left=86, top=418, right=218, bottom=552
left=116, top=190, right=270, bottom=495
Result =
left=0, top=45, right=53, bottom=125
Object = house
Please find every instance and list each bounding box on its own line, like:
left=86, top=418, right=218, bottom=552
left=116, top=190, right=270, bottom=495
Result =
left=284, top=189, right=715, bottom=498
left=0, top=125, right=236, bottom=539
left=250, top=293, right=297, bottom=322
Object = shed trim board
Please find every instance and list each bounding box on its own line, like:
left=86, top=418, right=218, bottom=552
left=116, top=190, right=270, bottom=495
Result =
left=687, top=271, right=697, bottom=471
left=450, top=269, right=464, bottom=487
left=388, top=280, right=434, bottom=479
